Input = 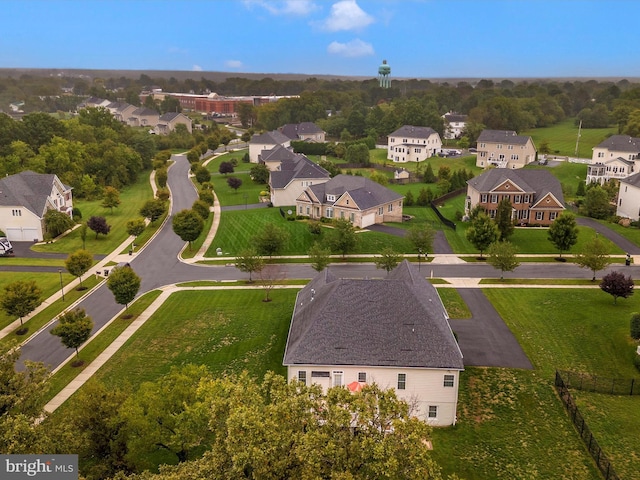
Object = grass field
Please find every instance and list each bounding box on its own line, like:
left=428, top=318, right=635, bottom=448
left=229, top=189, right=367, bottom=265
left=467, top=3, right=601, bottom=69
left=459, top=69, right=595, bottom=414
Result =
left=32, top=172, right=155, bottom=255
left=521, top=118, right=617, bottom=159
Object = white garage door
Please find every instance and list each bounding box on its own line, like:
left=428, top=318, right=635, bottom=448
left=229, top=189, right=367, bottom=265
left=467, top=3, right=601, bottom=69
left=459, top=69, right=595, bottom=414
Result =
left=361, top=212, right=376, bottom=228
left=4, top=227, right=40, bottom=242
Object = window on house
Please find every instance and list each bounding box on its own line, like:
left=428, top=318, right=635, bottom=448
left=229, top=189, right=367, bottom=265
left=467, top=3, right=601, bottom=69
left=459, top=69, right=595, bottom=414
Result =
left=306, top=206, right=310, bottom=215
left=358, top=372, right=367, bottom=383
left=378, top=207, right=383, bottom=215
left=443, top=375, right=455, bottom=387
left=298, top=206, right=303, bottom=214
left=490, top=194, right=498, bottom=203
left=514, top=195, right=521, bottom=204
left=12, top=209, right=21, bottom=217
left=349, top=213, right=355, bottom=222
left=397, top=373, right=406, bottom=390
left=388, top=204, right=393, bottom=212
left=481, top=194, right=488, bottom=203
left=489, top=209, right=496, bottom=218
left=340, top=211, right=344, bottom=219
left=511, top=154, right=519, bottom=160
left=311, top=371, right=330, bottom=378
left=536, top=211, right=544, bottom=221
left=415, top=148, right=421, bottom=153
left=428, top=406, right=438, bottom=418
left=333, top=371, right=344, bottom=387
left=508, top=145, right=514, bottom=150
left=497, top=144, right=503, bottom=149
left=480, top=143, right=486, bottom=148
left=480, top=151, right=486, bottom=157
left=298, top=371, right=307, bottom=385
left=619, top=198, right=622, bottom=206
left=524, top=194, right=530, bottom=203
left=346, top=199, right=349, bottom=205
left=549, top=212, right=557, bottom=221
left=327, top=194, right=335, bottom=202
left=598, top=152, right=604, bottom=157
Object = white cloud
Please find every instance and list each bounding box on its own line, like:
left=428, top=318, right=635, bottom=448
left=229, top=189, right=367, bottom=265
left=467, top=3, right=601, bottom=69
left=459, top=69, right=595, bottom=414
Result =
left=243, top=0, right=318, bottom=16
left=321, top=0, right=373, bottom=32
left=192, top=65, right=203, bottom=71
left=327, top=39, right=374, bottom=58
left=225, top=60, right=243, bottom=69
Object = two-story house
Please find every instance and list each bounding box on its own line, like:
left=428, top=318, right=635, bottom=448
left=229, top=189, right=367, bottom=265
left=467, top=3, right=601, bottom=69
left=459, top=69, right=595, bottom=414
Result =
left=249, top=130, right=291, bottom=163
left=475, top=130, right=536, bottom=169
left=616, top=171, right=640, bottom=221
left=387, top=125, right=442, bottom=163
left=0, top=171, right=73, bottom=241
left=443, top=112, right=467, bottom=140
left=280, top=122, right=326, bottom=142
left=268, top=151, right=331, bottom=207
left=465, top=169, right=565, bottom=226
left=587, top=135, right=640, bottom=184
left=295, top=174, right=403, bottom=228
left=283, top=260, right=464, bottom=426
left=154, top=112, right=193, bottom=134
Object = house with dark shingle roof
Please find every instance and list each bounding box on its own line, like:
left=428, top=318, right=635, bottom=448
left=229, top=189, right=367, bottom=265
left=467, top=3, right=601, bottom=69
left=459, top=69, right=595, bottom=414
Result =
left=249, top=130, right=291, bottom=163
left=0, top=171, right=73, bottom=241
left=476, top=130, right=536, bottom=169
left=588, top=134, right=640, bottom=184
left=616, top=171, right=640, bottom=220
left=465, top=169, right=565, bottom=226
left=154, top=112, right=192, bottom=134
left=443, top=112, right=467, bottom=140
left=268, top=152, right=331, bottom=207
left=295, top=174, right=404, bottom=228
left=280, top=122, right=326, bottom=142
left=127, top=107, right=160, bottom=128
left=387, top=125, right=442, bottom=163
left=283, top=260, right=464, bottom=426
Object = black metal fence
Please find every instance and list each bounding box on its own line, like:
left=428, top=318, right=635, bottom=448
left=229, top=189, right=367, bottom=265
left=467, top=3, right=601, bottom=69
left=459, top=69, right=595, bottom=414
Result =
left=555, top=371, right=620, bottom=480
left=429, top=188, right=466, bottom=231
left=558, top=370, right=640, bottom=396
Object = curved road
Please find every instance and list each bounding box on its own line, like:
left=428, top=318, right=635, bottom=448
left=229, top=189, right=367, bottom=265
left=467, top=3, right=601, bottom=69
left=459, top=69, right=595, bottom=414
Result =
left=17, top=154, right=640, bottom=370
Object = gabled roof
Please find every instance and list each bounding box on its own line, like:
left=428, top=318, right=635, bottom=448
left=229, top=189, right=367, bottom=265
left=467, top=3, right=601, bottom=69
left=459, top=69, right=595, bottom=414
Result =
left=280, top=122, right=324, bottom=140
left=620, top=171, right=640, bottom=188
left=306, top=174, right=403, bottom=210
left=251, top=130, right=290, bottom=145
left=131, top=107, right=159, bottom=116
left=261, top=144, right=298, bottom=163
left=467, top=168, right=564, bottom=206
left=444, top=113, right=467, bottom=123
left=158, top=112, right=188, bottom=122
left=596, top=134, right=640, bottom=153
left=270, top=155, right=330, bottom=189
left=283, top=260, right=464, bottom=369
left=0, top=171, right=67, bottom=217
left=388, top=125, right=438, bottom=139
left=477, top=129, right=531, bottom=145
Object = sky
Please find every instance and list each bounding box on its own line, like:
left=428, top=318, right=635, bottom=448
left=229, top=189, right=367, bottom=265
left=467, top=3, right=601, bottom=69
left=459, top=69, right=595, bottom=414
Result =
left=2, top=0, right=640, bottom=79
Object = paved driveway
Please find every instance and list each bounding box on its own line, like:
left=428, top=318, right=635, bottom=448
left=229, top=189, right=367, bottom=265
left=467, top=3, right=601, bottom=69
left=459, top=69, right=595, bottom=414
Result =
left=449, top=288, right=533, bottom=369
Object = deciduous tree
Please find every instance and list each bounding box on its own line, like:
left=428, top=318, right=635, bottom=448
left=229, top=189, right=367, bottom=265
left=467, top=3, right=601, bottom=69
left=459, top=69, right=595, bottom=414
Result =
left=65, top=249, right=93, bottom=289
left=258, top=264, right=286, bottom=302
left=600, top=271, right=634, bottom=304
left=218, top=161, right=234, bottom=175
left=574, top=236, right=611, bottom=281
left=140, top=199, right=166, bottom=223
left=172, top=209, right=204, bottom=250
left=50, top=308, right=93, bottom=359
left=547, top=212, right=578, bottom=258
left=1, top=280, right=42, bottom=328
left=107, top=265, right=141, bottom=312
left=375, top=247, right=403, bottom=275
left=44, top=209, right=75, bottom=239
left=101, top=186, right=121, bottom=213
left=226, top=176, right=242, bottom=192
left=87, top=215, right=111, bottom=239
left=126, top=218, right=146, bottom=238
left=495, top=198, right=515, bottom=240
left=234, top=248, right=264, bottom=282
left=465, top=212, right=499, bottom=258
left=486, top=241, right=520, bottom=280
left=327, top=218, right=357, bottom=258
left=406, top=223, right=435, bottom=255
left=249, top=163, right=270, bottom=184
left=252, top=223, right=290, bottom=258
left=195, top=165, right=211, bottom=184
left=308, top=242, right=332, bottom=272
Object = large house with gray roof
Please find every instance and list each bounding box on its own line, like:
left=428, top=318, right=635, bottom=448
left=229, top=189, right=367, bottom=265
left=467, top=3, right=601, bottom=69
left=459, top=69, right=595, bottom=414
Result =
left=387, top=125, right=442, bottom=163
left=295, top=174, right=404, bottom=228
left=268, top=151, right=331, bottom=207
left=587, top=134, right=640, bottom=184
left=616, top=171, right=640, bottom=221
left=249, top=130, right=291, bottom=163
left=465, top=169, right=565, bottom=226
left=283, top=260, right=464, bottom=426
left=443, top=112, right=467, bottom=140
left=154, top=112, right=192, bottom=134
left=475, top=130, right=536, bottom=169
left=280, top=122, right=326, bottom=142
left=0, top=171, right=73, bottom=242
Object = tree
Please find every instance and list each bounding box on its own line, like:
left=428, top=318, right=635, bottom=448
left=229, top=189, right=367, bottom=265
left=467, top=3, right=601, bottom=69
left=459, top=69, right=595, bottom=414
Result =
left=1, top=280, right=42, bottom=328
left=155, top=167, right=168, bottom=188
left=65, top=249, right=93, bottom=289
left=423, top=162, right=436, bottom=183
left=486, top=241, right=520, bottom=280
left=252, top=223, right=290, bottom=258
left=234, top=248, right=265, bottom=282
left=345, top=143, right=370, bottom=166
left=369, top=171, right=388, bottom=186
left=101, top=186, right=121, bottom=213
left=126, top=218, right=146, bottom=238
left=50, top=308, right=93, bottom=359
left=375, top=247, right=403, bottom=275
left=107, top=265, right=141, bottom=312
left=404, top=190, right=414, bottom=206
left=172, top=210, right=204, bottom=250
left=226, top=176, right=242, bottom=192
left=631, top=312, right=640, bottom=340
left=416, top=187, right=433, bottom=206
left=600, top=271, right=634, bottom=304
left=79, top=222, right=88, bottom=249
left=576, top=181, right=586, bottom=197
left=249, top=163, right=270, bottom=184
left=547, top=212, right=578, bottom=258
left=495, top=198, right=515, bottom=240
left=327, top=218, right=358, bottom=258
left=87, top=215, right=111, bottom=239
left=43, top=209, right=75, bottom=239
left=259, top=264, right=286, bottom=302
left=308, top=242, right=332, bottom=272
left=574, top=236, right=611, bottom=281
left=140, top=199, right=166, bottom=223
left=465, top=212, right=499, bottom=258
left=218, top=161, right=234, bottom=175
left=191, top=199, right=210, bottom=220
left=195, top=165, right=211, bottom=184
left=406, top=223, right=435, bottom=256
left=582, top=184, right=613, bottom=219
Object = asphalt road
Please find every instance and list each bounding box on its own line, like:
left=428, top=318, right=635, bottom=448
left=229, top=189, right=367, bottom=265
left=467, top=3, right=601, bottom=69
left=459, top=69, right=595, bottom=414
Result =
left=16, top=154, right=640, bottom=371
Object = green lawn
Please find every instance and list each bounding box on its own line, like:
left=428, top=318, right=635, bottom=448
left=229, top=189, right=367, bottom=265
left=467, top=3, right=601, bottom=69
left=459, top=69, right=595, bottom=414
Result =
left=91, top=289, right=299, bottom=388
left=32, top=172, right=155, bottom=255
left=524, top=161, right=588, bottom=199
left=521, top=118, right=616, bottom=159
left=209, top=172, right=265, bottom=206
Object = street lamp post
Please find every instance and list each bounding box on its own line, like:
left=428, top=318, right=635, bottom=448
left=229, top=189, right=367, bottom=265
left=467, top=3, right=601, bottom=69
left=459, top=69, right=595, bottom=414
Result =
left=418, top=248, right=422, bottom=271
left=58, top=269, right=65, bottom=302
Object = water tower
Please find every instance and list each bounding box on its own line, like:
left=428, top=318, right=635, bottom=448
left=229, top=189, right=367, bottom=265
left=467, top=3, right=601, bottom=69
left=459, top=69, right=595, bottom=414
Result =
left=378, top=59, right=391, bottom=88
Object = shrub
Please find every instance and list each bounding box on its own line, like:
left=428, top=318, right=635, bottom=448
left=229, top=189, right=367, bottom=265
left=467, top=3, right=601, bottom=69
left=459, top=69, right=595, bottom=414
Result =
left=199, top=189, right=215, bottom=206
left=156, top=188, right=170, bottom=202
left=308, top=221, right=322, bottom=234
left=72, top=207, right=82, bottom=221
left=631, top=312, right=640, bottom=340
left=192, top=199, right=210, bottom=220
left=156, top=167, right=168, bottom=188
left=195, top=165, right=211, bottom=184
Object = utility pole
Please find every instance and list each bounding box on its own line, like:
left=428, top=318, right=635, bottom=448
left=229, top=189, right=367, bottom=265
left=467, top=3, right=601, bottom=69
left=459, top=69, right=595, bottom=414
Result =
left=574, top=120, right=582, bottom=156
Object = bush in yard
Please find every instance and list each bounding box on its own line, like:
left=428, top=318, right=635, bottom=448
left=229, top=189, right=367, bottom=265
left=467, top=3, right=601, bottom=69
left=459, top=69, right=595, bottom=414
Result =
left=308, top=221, right=322, bottom=235
left=192, top=199, right=210, bottom=220
left=156, top=167, right=168, bottom=188
left=44, top=209, right=75, bottom=238
left=199, top=189, right=215, bottom=206
left=195, top=165, right=211, bottom=184
left=72, top=207, right=82, bottom=221
left=87, top=216, right=111, bottom=239
left=631, top=312, right=640, bottom=340
left=219, top=161, right=234, bottom=175
left=600, top=271, right=634, bottom=304
left=156, top=188, right=170, bottom=202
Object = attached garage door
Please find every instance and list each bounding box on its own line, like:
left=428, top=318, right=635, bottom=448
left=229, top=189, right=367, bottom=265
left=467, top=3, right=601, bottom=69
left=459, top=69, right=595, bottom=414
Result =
left=361, top=212, right=376, bottom=228
left=4, top=227, right=40, bottom=242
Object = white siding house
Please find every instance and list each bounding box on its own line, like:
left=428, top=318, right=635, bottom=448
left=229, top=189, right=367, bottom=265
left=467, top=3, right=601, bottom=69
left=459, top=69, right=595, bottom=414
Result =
left=617, top=172, right=640, bottom=221
left=387, top=125, right=442, bottom=163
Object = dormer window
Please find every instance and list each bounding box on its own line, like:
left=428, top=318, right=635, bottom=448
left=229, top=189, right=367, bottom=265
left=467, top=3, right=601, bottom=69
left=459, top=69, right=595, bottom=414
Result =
left=326, top=194, right=336, bottom=202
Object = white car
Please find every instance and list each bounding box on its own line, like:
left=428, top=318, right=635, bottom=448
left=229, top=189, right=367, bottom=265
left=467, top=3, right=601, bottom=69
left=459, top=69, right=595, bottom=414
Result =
left=0, top=237, right=14, bottom=256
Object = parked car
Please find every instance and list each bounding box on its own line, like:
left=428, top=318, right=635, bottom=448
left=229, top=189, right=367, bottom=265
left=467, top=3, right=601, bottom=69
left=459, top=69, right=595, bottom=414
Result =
left=0, top=237, right=14, bottom=256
